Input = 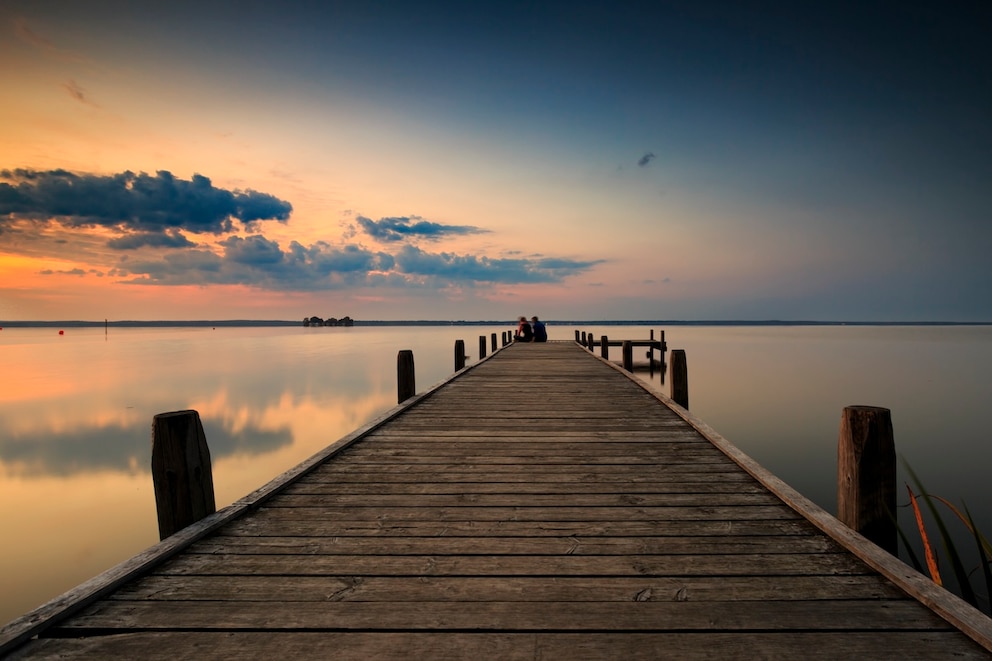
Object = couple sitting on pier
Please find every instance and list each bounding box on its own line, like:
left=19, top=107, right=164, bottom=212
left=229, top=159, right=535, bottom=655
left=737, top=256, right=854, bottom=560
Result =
left=515, top=316, right=547, bottom=343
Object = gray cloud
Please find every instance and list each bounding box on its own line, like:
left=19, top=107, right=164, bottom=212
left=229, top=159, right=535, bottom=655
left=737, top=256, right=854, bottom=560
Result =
left=356, top=215, right=488, bottom=242
left=0, top=169, right=292, bottom=237
left=638, top=152, right=656, bottom=167
left=393, top=245, right=604, bottom=284
left=62, top=79, right=97, bottom=107
left=116, top=239, right=601, bottom=290
left=107, top=229, right=196, bottom=250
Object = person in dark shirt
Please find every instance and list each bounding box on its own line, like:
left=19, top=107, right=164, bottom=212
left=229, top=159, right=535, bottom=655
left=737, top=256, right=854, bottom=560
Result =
left=515, top=316, right=533, bottom=342
left=531, top=316, right=547, bottom=342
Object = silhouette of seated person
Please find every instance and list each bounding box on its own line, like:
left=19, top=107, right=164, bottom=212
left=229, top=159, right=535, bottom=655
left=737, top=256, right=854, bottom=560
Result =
left=515, top=316, right=533, bottom=342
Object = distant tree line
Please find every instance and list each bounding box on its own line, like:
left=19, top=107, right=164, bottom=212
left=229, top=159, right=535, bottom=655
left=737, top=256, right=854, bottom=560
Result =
left=303, top=316, right=354, bottom=327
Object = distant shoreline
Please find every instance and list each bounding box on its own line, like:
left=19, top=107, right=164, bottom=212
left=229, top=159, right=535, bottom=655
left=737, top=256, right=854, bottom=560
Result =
left=1, top=319, right=989, bottom=328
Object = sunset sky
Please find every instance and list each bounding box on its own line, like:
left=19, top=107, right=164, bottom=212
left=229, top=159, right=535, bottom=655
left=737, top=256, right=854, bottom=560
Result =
left=2, top=1, right=990, bottom=322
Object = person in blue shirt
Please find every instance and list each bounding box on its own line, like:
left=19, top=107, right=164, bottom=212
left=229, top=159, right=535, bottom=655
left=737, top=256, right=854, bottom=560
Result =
left=531, top=316, right=547, bottom=342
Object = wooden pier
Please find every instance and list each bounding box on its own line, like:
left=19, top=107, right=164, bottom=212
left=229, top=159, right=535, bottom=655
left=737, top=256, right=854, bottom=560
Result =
left=3, top=341, right=991, bottom=659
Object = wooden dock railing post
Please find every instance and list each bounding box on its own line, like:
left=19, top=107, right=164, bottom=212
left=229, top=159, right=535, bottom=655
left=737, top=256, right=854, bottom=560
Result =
left=151, top=410, right=216, bottom=541
left=580, top=331, right=587, bottom=345
left=491, top=333, right=497, bottom=352
left=397, top=350, right=416, bottom=403
left=454, top=340, right=466, bottom=371
left=574, top=330, right=580, bottom=342
left=622, top=340, right=633, bottom=372
left=600, top=335, right=609, bottom=359
left=838, top=406, right=896, bottom=554
left=670, top=349, right=688, bottom=409
left=479, top=335, right=487, bottom=359
left=586, top=332, right=594, bottom=352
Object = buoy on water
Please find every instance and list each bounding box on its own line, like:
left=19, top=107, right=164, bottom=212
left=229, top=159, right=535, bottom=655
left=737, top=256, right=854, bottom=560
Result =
left=59, top=330, right=64, bottom=335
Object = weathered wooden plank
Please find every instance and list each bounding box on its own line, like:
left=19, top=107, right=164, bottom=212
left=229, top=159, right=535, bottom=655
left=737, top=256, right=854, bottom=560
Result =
left=154, top=552, right=870, bottom=577
left=241, top=504, right=802, bottom=522
left=266, top=492, right=783, bottom=508
left=220, top=518, right=819, bottom=538
left=109, top=573, right=907, bottom=602
left=54, top=599, right=948, bottom=632
left=279, top=480, right=769, bottom=495
left=14, top=631, right=988, bottom=661
left=188, top=533, right=843, bottom=555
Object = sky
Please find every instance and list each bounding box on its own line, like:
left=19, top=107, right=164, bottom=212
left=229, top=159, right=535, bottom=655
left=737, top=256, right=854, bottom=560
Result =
left=1, top=0, right=990, bottom=322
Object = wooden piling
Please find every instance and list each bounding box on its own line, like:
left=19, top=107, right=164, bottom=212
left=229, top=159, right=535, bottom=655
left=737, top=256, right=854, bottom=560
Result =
left=670, top=349, right=688, bottom=409
left=838, top=406, right=896, bottom=554
left=574, top=329, right=580, bottom=342
left=586, top=332, right=594, bottom=351
left=622, top=340, right=633, bottom=372
left=151, top=410, right=216, bottom=541
left=454, top=340, right=466, bottom=371
left=491, top=333, right=497, bottom=353
left=397, top=350, right=416, bottom=403
left=600, top=335, right=609, bottom=359
left=479, top=335, right=487, bottom=359
left=580, top=331, right=587, bottom=345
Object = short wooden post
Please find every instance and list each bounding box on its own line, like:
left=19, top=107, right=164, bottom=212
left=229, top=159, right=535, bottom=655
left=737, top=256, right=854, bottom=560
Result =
left=491, top=333, right=497, bottom=352
left=838, top=406, right=896, bottom=554
left=660, top=330, right=667, bottom=354
left=670, top=349, right=688, bottom=409
left=454, top=339, right=466, bottom=371
left=574, top=330, right=580, bottom=342
left=622, top=340, right=633, bottom=372
left=479, top=335, right=487, bottom=359
left=397, top=350, right=415, bottom=402
left=581, top=331, right=587, bottom=344
left=586, top=332, right=594, bottom=351
left=151, top=410, right=216, bottom=540
left=600, top=335, right=609, bottom=359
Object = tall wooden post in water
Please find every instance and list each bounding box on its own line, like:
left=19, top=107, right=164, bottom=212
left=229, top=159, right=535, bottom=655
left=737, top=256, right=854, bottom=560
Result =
left=397, top=350, right=416, bottom=403
left=151, top=410, right=216, bottom=540
left=670, top=349, right=688, bottom=409
left=838, top=406, right=896, bottom=554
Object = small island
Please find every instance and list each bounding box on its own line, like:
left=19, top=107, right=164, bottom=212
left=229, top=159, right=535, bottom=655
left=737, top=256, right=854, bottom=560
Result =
left=303, top=316, right=354, bottom=327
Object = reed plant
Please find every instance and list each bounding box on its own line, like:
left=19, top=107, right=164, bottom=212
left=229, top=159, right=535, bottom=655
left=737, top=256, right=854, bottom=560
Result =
left=897, top=462, right=992, bottom=615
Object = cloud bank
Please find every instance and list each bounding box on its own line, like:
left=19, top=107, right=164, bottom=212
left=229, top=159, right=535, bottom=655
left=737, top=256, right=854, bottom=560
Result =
left=0, top=169, right=292, bottom=240
left=3, top=168, right=603, bottom=292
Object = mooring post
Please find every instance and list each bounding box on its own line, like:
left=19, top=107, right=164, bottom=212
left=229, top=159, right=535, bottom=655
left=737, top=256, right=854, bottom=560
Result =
left=580, top=331, right=587, bottom=345
left=670, top=349, right=688, bottom=409
left=838, top=406, right=896, bottom=554
left=622, top=341, right=633, bottom=372
left=586, top=332, right=594, bottom=351
left=491, top=333, right=497, bottom=353
left=660, top=330, right=667, bottom=354
left=151, top=410, right=216, bottom=541
left=397, top=349, right=416, bottom=403
left=454, top=340, right=466, bottom=371
left=574, top=329, right=580, bottom=342
left=600, top=335, right=609, bottom=359
left=479, top=335, right=487, bottom=359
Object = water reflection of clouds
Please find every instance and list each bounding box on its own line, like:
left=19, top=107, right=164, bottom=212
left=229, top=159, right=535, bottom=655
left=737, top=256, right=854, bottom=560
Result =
left=0, top=417, right=293, bottom=477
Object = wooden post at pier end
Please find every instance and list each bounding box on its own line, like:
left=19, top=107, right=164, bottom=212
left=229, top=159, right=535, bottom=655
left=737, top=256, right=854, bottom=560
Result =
left=586, top=332, right=594, bottom=352
left=491, top=333, right=497, bottom=352
left=479, top=336, right=487, bottom=359
left=397, top=350, right=416, bottom=403
left=151, top=410, right=216, bottom=541
left=580, top=331, right=587, bottom=345
left=600, top=336, right=609, bottom=360
left=838, top=406, right=896, bottom=555
left=622, top=341, right=633, bottom=372
left=575, top=330, right=580, bottom=342
left=454, top=340, right=466, bottom=371
left=670, top=349, right=688, bottom=409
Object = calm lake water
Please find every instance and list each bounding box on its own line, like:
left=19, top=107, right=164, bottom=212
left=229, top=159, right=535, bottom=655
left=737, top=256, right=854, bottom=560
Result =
left=2, top=323, right=990, bottom=623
